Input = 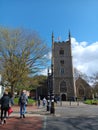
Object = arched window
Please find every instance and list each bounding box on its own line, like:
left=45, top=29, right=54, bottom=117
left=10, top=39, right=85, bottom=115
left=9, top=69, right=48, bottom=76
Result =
left=78, top=85, right=85, bottom=97
left=60, top=68, right=65, bottom=75
left=60, top=60, right=64, bottom=65
left=59, top=49, right=64, bottom=55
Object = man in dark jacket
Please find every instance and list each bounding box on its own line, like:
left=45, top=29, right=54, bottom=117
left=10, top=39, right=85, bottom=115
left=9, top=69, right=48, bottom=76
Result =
left=0, top=91, right=10, bottom=125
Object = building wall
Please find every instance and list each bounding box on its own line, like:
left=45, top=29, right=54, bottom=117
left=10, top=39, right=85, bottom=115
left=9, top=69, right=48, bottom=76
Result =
left=75, top=77, right=92, bottom=99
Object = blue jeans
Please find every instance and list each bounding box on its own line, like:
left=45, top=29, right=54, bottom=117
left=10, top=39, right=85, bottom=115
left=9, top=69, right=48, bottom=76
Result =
left=20, top=104, right=26, bottom=116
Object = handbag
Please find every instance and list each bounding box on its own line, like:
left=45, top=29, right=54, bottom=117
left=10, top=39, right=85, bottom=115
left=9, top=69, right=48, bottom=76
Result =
left=8, top=107, right=13, bottom=115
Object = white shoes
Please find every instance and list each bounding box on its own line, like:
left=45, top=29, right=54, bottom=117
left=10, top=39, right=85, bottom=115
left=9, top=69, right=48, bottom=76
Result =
left=1, top=121, right=4, bottom=125
left=1, top=118, right=6, bottom=125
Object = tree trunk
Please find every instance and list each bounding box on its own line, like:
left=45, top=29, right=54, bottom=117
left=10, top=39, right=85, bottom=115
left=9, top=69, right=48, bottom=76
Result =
left=11, top=85, right=14, bottom=95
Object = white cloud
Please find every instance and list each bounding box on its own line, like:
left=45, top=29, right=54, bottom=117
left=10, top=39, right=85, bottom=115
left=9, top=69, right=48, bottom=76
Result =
left=41, top=38, right=98, bottom=76
left=40, top=68, right=48, bottom=75
left=44, top=51, right=51, bottom=59
left=72, top=38, right=98, bottom=76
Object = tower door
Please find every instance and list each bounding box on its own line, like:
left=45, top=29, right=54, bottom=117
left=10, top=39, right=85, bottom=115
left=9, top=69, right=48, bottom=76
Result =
left=61, top=94, right=66, bottom=101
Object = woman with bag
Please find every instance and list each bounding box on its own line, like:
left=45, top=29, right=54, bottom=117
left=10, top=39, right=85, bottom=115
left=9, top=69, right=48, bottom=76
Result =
left=0, top=91, right=10, bottom=125
left=8, top=92, right=14, bottom=116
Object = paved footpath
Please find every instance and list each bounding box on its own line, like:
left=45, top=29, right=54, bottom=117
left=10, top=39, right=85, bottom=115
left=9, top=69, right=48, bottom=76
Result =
left=1, top=102, right=98, bottom=130
left=0, top=105, right=44, bottom=130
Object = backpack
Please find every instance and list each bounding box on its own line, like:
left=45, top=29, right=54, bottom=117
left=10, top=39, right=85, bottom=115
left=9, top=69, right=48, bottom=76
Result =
left=20, top=94, right=26, bottom=104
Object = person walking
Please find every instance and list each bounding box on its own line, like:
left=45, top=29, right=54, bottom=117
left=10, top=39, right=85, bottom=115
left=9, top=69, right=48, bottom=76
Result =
left=42, top=97, right=46, bottom=107
left=7, top=92, right=14, bottom=117
left=0, top=91, right=10, bottom=125
left=23, top=90, right=28, bottom=113
left=18, top=91, right=28, bottom=118
left=38, top=96, right=41, bottom=108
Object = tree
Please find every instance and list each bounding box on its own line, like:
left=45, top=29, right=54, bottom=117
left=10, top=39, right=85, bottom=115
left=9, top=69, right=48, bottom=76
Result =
left=28, top=75, right=47, bottom=90
left=29, top=75, right=47, bottom=99
left=0, top=27, right=49, bottom=94
left=74, top=68, right=88, bottom=80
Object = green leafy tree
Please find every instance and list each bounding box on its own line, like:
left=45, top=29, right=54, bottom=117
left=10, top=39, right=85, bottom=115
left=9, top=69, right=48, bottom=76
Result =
left=28, top=75, right=47, bottom=89
left=29, top=75, right=47, bottom=98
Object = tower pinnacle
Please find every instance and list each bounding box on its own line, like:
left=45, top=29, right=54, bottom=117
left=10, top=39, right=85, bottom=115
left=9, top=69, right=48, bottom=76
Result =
left=68, top=30, right=71, bottom=43
left=52, top=32, right=54, bottom=44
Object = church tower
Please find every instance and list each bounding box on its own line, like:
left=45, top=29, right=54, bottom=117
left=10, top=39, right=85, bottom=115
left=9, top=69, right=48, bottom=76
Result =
left=52, top=32, right=76, bottom=101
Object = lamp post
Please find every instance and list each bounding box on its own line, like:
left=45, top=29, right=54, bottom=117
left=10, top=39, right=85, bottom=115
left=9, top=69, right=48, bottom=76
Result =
left=47, top=69, right=50, bottom=111
left=47, top=65, right=55, bottom=114
left=50, top=64, right=55, bottom=114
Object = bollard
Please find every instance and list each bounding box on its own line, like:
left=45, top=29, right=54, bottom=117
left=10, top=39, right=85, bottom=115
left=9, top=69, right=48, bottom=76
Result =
left=69, top=101, right=71, bottom=106
left=50, top=101, right=55, bottom=114
left=77, top=100, right=79, bottom=106
left=47, top=100, right=50, bottom=111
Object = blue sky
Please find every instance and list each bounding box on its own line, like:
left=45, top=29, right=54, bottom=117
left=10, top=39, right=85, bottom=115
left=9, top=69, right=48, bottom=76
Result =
left=0, top=0, right=98, bottom=43
left=0, top=0, right=98, bottom=76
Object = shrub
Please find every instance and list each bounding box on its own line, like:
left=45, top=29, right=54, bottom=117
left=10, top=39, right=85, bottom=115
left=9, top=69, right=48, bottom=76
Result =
left=84, top=99, right=98, bottom=105
left=14, top=97, right=36, bottom=105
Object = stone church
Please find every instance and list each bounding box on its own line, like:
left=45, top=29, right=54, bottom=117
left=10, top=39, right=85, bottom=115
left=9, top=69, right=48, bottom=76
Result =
left=51, top=32, right=76, bottom=101
left=75, top=77, right=92, bottom=99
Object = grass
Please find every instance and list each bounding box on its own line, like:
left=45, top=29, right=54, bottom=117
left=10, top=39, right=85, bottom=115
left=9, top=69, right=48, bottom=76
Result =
left=84, top=99, right=98, bottom=105
left=14, top=97, right=36, bottom=105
